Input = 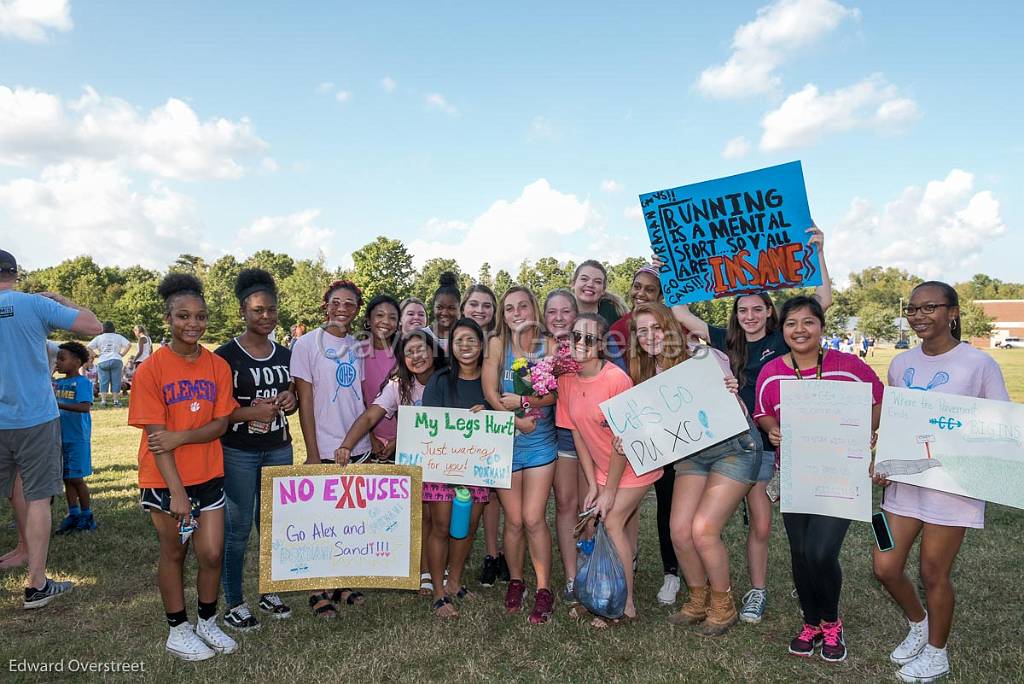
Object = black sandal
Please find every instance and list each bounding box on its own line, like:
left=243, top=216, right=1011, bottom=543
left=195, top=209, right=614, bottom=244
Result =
left=453, top=585, right=477, bottom=601
left=431, top=596, right=458, bottom=618
left=308, top=592, right=338, bottom=619
left=331, top=588, right=365, bottom=605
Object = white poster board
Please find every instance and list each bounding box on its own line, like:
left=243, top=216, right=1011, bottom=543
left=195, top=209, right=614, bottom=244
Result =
left=599, top=352, right=748, bottom=475
left=396, top=406, right=515, bottom=488
left=780, top=380, right=872, bottom=522
left=259, top=464, right=421, bottom=593
left=875, top=387, right=1024, bottom=509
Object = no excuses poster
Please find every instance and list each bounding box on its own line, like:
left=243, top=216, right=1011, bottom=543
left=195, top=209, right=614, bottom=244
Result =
left=641, top=161, right=821, bottom=305
left=259, top=464, right=422, bottom=593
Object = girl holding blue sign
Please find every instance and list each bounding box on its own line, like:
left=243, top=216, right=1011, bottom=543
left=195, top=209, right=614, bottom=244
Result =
left=669, top=225, right=832, bottom=625
left=871, top=281, right=1009, bottom=684
left=483, top=286, right=557, bottom=625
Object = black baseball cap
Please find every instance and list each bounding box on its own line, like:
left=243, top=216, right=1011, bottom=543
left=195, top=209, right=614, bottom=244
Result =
left=0, top=250, right=16, bottom=274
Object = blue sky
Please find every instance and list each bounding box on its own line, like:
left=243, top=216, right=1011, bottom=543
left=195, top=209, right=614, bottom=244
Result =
left=1, top=0, right=1021, bottom=286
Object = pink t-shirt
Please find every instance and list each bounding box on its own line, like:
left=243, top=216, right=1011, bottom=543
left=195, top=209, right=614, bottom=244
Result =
left=361, top=341, right=398, bottom=441
left=289, top=329, right=372, bottom=460
left=882, top=343, right=1009, bottom=529
left=754, top=350, right=885, bottom=423
left=556, top=362, right=662, bottom=489
left=372, top=377, right=425, bottom=419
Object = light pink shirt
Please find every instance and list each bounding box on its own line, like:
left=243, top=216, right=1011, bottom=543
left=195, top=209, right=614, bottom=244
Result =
left=882, top=343, right=1009, bottom=529
left=372, top=377, right=426, bottom=419
left=362, top=341, right=397, bottom=441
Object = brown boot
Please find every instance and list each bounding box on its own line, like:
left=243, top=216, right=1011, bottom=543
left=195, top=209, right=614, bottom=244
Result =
left=701, top=588, right=739, bottom=636
left=668, top=584, right=710, bottom=625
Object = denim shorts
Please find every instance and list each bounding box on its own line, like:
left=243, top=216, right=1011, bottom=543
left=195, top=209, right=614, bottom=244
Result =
left=674, top=418, right=765, bottom=486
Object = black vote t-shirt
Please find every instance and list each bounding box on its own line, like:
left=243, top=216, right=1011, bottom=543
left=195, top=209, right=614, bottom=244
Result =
left=215, top=338, right=292, bottom=450
left=707, top=325, right=789, bottom=415
left=421, top=367, right=489, bottom=410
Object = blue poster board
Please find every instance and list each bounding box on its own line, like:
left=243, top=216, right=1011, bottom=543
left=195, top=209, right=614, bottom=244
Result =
left=640, top=161, right=820, bottom=305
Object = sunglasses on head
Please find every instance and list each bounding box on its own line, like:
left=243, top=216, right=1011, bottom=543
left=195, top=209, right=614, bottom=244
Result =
left=572, top=331, right=599, bottom=347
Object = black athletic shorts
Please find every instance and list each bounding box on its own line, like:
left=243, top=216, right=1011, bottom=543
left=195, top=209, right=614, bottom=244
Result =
left=140, top=476, right=225, bottom=514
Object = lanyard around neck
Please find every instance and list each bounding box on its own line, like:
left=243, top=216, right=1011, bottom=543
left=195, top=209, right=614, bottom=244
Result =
left=791, top=347, right=824, bottom=380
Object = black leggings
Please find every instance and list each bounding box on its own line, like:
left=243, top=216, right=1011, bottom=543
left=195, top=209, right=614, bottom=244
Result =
left=655, top=463, right=679, bottom=575
left=783, top=512, right=850, bottom=624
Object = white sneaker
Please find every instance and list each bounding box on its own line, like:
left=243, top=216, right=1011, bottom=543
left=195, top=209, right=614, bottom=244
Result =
left=166, top=622, right=216, bottom=662
left=196, top=615, right=238, bottom=654
left=657, top=573, right=680, bottom=605
left=897, top=644, right=950, bottom=683
left=891, top=614, right=929, bottom=664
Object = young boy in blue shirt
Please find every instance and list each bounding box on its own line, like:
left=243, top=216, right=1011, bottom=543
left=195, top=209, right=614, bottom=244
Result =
left=52, top=342, right=96, bottom=533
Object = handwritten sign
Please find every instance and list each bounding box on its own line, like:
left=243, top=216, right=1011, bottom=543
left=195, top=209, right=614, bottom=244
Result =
left=640, top=161, right=819, bottom=305
left=780, top=380, right=872, bottom=522
left=599, top=352, right=748, bottom=475
left=396, top=406, right=515, bottom=488
left=875, top=388, right=1024, bottom=510
left=258, top=464, right=421, bottom=593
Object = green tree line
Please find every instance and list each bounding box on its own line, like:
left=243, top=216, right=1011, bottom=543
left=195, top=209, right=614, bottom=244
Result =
left=18, top=238, right=1021, bottom=343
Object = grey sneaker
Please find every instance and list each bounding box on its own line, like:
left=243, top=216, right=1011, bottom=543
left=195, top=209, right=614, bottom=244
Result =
left=657, top=573, right=681, bottom=605
left=23, top=578, right=73, bottom=609
left=739, top=588, right=767, bottom=624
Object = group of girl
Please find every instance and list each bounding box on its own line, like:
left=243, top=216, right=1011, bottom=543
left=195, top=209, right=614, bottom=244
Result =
left=128, top=231, right=1007, bottom=682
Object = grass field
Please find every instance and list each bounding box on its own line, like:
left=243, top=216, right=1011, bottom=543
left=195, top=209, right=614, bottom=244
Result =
left=1, top=347, right=1022, bottom=682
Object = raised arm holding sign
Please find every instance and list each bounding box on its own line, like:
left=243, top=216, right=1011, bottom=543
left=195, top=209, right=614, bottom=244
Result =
left=641, top=161, right=822, bottom=305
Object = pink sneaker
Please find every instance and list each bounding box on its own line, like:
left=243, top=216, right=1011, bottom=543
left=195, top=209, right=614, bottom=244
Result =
left=789, top=623, right=823, bottom=657
left=820, top=619, right=847, bottom=662
left=504, top=580, right=527, bottom=614
left=528, top=588, right=554, bottom=625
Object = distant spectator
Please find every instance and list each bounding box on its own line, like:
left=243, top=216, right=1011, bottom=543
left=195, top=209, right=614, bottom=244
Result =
left=131, top=325, right=153, bottom=369
left=88, top=322, right=131, bottom=408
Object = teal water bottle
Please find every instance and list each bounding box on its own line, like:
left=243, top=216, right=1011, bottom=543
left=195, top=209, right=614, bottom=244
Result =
left=449, top=487, right=472, bottom=539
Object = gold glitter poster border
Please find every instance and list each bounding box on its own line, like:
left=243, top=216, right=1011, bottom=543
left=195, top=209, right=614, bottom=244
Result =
left=258, top=464, right=423, bottom=594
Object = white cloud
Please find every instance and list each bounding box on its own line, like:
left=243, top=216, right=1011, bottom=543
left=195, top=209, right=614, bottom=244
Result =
left=335, top=90, right=351, bottom=103
left=0, top=84, right=269, bottom=179
left=759, top=75, right=920, bottom=151
left=316, top=81, right=335, bottom=94
left=623, top=204, right=643, bottom=221
left=829, top=169, right=1006, bottom=283
left=722, top=136, right=752, bottom=159
left=380, top=77, right=397, bottom=93
left=0, top=160, right=210, bottom=269
left=406, top=179, right=602, bottom=274
left=237, top=209, right=336, bottom=260
left=528, top=115, right=556, bottom=140
left=0, top=0, right=71, bottom=42
left=425, top=93, right=458, bottom=116
left=696, top=0, right=859, bottom=99
left=601, top=179, right=622, bottom=193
